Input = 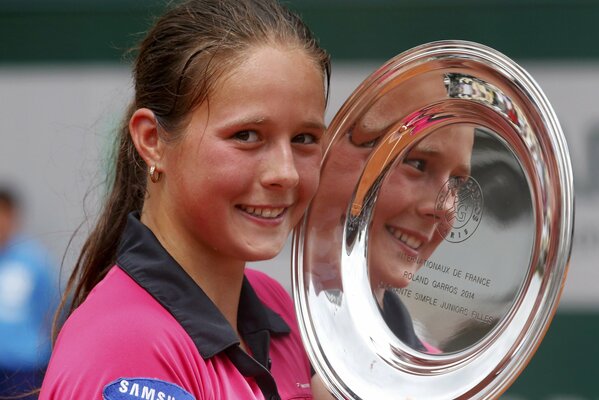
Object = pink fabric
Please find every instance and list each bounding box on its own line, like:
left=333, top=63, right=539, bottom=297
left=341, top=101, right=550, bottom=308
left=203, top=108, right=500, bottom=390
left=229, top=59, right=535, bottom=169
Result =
left=421, top=340, right=442, bottom=355
left=40, top=267, right=312, bottom=399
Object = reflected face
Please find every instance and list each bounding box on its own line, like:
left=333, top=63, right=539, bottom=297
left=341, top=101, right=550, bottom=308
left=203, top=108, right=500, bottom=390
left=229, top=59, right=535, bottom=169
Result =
left=368, top=126, right=474, bottom=288
left=312, top=121, right=474, bottom=290
left=308, top=76, right=475, bottom=291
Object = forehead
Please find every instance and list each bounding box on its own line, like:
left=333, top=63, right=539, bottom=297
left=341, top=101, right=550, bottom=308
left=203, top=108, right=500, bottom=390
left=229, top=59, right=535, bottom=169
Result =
left=179, top=44, right=326, bottom=140
left=215, top=44, right=324, bottom=89
left=410, top=125, right=475, bottom=174
left=199, top=45, right=326, bottom=117
left=415, top=124, right=475, bottom=151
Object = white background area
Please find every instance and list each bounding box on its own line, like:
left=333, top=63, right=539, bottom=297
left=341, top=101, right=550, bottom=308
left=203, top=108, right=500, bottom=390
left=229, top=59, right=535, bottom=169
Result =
left=1, top=61, right=597, bottom=309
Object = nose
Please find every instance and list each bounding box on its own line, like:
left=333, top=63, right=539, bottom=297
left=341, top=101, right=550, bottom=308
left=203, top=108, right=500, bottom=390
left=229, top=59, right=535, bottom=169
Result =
left=417, top=178, right=461, bottom=228
left=415, top=179, right=453, bottom=222
left=260, top=142, right=300, bottom=189
left=416, top=193, right=439, bottom=221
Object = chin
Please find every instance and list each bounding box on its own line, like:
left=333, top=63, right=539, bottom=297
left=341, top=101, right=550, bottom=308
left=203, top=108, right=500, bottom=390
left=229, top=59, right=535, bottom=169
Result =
left=384, top=267, right=416, bottom=289
left=395, top=279, right=411, bottom=289
left=378, top=276, right=410, bottom=289
left=242, top=246, right=284, bottom=263
left=370, top=271, right=405, bottom=290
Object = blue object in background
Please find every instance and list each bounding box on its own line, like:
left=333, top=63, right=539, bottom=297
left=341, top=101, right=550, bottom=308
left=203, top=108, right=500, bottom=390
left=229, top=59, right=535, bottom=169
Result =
left=0, top=235, right=58, bottom=398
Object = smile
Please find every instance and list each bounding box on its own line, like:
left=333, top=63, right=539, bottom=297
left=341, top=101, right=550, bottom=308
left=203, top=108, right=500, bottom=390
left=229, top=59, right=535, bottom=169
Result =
left=237, top=205, right=286, bottom=219
left=385, top=226, right=423, bottom=250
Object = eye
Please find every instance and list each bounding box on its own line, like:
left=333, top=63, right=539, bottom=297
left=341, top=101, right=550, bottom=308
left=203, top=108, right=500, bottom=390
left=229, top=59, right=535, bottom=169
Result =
left=292, top=133, right=318, bottom=145
left=233, top=130, right=260, bottom=143
left=404, top=158, right=426, bottom=171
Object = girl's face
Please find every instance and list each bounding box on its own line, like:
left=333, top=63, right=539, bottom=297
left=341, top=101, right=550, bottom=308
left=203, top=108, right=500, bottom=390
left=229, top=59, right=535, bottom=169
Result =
left=160, top=45, right=326, bottom=263
left=309, top=124, right=473, bottom=291
left=368, top=126, right=474, bottom=289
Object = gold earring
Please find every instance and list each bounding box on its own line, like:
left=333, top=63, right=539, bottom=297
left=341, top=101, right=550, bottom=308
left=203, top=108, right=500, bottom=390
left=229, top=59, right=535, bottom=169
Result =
left=149, top=165, right=162, bottom=183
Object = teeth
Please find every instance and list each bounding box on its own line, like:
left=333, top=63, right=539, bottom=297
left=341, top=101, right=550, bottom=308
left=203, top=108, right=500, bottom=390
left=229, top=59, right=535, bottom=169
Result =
left=387, top=226, right=423, bottom=250
left=239, top=205, right=285, bottom=219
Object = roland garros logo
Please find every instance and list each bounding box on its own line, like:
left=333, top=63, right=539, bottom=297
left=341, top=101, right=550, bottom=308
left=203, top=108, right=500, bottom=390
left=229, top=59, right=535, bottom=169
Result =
left=435, top=176, right=483, bottom=243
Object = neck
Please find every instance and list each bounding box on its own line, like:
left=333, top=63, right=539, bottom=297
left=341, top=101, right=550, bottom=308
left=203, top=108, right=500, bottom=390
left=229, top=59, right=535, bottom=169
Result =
left=140, top=205, right=246, bottom=333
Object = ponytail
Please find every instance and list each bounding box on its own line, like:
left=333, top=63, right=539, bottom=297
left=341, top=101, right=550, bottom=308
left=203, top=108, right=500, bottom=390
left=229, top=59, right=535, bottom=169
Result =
left=53, top=103, right=146, bottom=338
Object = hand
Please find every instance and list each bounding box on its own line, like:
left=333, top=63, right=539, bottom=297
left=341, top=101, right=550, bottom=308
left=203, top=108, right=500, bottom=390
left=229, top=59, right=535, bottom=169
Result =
left=311, top=374, right=336, bottom=400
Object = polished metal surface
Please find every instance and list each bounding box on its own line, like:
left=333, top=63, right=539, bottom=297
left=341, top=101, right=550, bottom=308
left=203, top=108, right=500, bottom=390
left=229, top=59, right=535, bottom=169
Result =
left=292, top=41, right=574, bottom=399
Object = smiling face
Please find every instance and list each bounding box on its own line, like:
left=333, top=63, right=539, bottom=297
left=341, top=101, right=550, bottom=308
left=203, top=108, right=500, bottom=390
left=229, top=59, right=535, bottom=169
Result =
left=157, top=45, right=326, bottom=263
left=307, top=122, right=473, bottom=292
left=369, top=125, right=474, bottom=289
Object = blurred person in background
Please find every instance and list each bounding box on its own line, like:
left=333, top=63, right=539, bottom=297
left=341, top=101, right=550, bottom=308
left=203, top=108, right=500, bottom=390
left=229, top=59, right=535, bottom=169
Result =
left=0, top=185, right=58, bottom=399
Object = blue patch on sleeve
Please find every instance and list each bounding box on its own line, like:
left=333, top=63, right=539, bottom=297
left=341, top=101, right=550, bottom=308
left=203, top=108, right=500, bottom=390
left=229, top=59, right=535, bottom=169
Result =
left=103, top=377, right=195, bottom=400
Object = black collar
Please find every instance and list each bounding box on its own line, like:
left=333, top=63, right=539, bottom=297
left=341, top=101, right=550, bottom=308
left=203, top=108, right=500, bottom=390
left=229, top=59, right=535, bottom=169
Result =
left=116, top=212, right=290, bottom=360
left=382, top=290, right=426, bottom=352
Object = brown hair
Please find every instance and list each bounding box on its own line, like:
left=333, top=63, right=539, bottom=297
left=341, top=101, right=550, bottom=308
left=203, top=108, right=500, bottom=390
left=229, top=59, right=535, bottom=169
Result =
left=55, top=0, right=330, bottom=337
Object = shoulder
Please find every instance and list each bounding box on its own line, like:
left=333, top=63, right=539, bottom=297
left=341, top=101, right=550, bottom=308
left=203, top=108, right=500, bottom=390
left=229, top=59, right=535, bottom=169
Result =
left=62, top=266, right=174, bottom=337
left=41, top=266, right=204, bottom=399
left=245, top=268, right=287, bottom=293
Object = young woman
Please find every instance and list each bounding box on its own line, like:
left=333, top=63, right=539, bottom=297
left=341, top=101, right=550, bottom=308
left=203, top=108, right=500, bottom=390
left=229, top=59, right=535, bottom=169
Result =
left=39, top=1, right=332, bottom=399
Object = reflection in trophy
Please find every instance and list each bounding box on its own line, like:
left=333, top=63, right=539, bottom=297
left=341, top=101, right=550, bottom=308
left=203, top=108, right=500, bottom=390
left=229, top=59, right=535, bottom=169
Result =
left=305, top=68, right=450, bottom=295
left=307, top=88, right=478, bottom=350
left=367, top=126, right=474, bottom=353
left=295, top=41, right=574, bottom=399
left=366, top=126, right=474, bottom=291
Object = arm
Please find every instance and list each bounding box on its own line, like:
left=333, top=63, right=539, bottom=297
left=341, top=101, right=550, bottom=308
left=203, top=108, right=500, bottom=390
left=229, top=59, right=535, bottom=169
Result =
left=311, top=374, right=336, bottom=400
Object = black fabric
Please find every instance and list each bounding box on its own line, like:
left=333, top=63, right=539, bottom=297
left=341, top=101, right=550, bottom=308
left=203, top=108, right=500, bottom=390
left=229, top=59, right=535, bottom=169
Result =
left=115, top=212, right=288, bottom=398
left=380, top=290, right=427, bottom=352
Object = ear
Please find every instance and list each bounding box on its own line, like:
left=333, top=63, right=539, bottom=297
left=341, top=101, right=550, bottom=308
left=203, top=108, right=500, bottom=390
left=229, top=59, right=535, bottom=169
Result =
left=129, top=108, right=164, bottom=169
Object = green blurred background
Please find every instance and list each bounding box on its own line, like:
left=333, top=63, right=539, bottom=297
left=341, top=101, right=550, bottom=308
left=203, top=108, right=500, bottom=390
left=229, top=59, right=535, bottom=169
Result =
left=1, top=1, right=598, bottom=398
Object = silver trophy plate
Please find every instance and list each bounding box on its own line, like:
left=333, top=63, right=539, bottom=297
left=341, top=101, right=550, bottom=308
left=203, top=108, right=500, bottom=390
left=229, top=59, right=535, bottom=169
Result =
left=292, top=41, right=574, bottom=399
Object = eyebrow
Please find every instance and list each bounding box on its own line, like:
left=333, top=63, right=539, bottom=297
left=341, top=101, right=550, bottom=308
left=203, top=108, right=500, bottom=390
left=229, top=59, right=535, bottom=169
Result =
left=411, top=144, right=472, bottom=175
left=221, top=116, right=326, bottom=131
left=359, top=119, right=397, bottom=137
left=302, top=120, right=327, bottom=131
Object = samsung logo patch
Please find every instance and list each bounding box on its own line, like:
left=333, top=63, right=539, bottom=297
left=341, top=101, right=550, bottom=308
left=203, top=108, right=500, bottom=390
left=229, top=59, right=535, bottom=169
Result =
left=103, top=377, right=195, bottom=400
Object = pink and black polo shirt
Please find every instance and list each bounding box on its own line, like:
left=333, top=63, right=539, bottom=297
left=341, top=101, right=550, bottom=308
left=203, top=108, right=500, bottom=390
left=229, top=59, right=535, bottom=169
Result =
left=40, top=213, right=313, bottom=399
